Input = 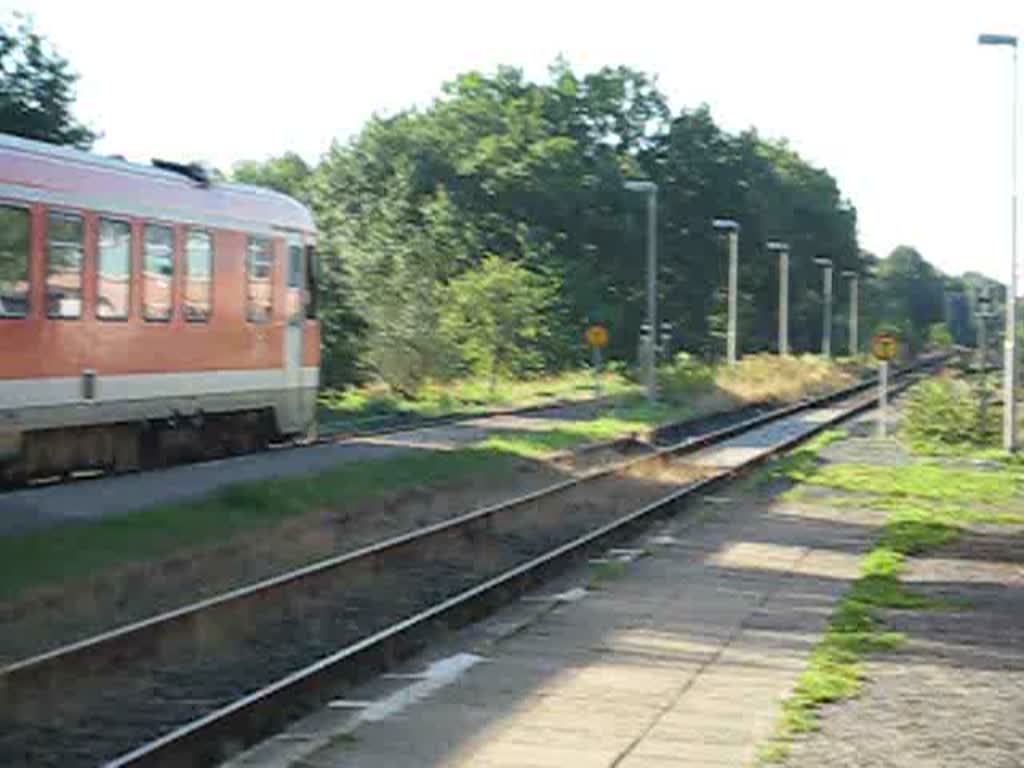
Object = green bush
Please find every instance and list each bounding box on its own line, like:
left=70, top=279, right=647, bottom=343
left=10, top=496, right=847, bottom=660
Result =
left=902, top=377, right=997, bottom=450
left=656, top=352, right=715, bottom=402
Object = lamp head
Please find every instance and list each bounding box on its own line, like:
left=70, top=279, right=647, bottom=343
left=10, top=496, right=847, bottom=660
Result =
left=978, top=33, right=1018, bottom=47
left=814, top=256, right=833, bottom=268
left=712, top=218, right=739, bottom=232
left=624, top=180, right=657, bottom=193
left=765, top=240, right=789, bottom=253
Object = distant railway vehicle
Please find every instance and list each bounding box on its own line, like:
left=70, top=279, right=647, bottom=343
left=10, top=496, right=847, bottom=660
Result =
left=0, top=133, right=320, bottom=482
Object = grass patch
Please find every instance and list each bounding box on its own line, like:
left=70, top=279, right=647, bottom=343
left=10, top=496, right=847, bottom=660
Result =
left=0, top=447, right=521, bottom=599
left=799, top=462, right=1022, bottom=505
left=589, top=559, right=628, bottom=588
left=744, top=429, right=848, bottom=490
left=479, top=404, right=692, bottom=458
left=318, top=369, right=638, bottom=428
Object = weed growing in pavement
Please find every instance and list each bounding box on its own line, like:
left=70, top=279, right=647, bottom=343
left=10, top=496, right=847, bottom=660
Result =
left=741, top=429, right=848, bottom=491
left=588, top=559, right=628, bottom=588
left=758, top=456, right=1024, bottom=764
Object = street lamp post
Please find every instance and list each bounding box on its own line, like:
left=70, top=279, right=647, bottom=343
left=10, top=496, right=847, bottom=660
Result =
left=815, top=256, right=834, bottom=358
left=842, top=269, right=859, bottom=356
left=766, top=241, right=790, bottom=355
left=978, top=287, right=993, bottom=376
left=713, top=219, right=740, bottom=365
left=625, top=180, right=658, bottom=402
left=978, top=32, right=1019, bottom=451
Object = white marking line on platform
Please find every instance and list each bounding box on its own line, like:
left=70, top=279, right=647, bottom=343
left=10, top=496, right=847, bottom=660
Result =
left=327, top=700, right=375, bottom=709
left=704, top=496, right=734, bottom=504
left=648, top=534, right=682, bottom=545
left=352, top=653, right=487, bottom=726
left=522, top=586, right=589, bottom=603
left=607, top=548, right=645, bottom=559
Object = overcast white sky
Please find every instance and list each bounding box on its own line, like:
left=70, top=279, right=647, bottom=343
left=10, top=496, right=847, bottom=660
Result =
left=7, top=1, right=1023, bottom=284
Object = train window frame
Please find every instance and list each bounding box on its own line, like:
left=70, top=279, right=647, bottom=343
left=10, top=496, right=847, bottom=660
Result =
left=0, top=202, right=31, bottom=320
left=304, top=244, right=318, bottom=319
left=96, top=216, right=133, bottom=321
left=286, top=234, right=303, bottom=323
left=183, top=228, right=213, bottom=323
left=142, top=222, right=175, bottom=322
left=45, top=209, right=85, bottom=320
left=245, top=235, right=274, bottom=324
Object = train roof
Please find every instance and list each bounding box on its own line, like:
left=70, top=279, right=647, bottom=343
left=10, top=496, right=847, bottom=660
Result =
left=0, top=132, right=315, bottom=236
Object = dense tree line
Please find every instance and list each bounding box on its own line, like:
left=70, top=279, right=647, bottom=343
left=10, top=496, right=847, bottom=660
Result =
left=240, top=61, right=984, bottom=387
left=0, top=17, right=990, bottom=390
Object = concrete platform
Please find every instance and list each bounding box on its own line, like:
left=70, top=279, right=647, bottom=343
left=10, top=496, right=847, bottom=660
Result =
left=227, top=421, right=885, bottom=768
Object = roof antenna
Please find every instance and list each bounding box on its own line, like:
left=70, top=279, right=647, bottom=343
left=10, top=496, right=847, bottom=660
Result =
left=151, top=158, right=211, bottom=187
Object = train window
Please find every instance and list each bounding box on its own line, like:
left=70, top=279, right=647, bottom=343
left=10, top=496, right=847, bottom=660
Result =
left=143, top=224, right=174, bottom=321
left=286, top=236, right=302, bottom=322
left=0, top=205, right=30, bottom=319
left=305, top=244, right=317, bottom=319
left=97, top=218, right=132, bottom=320
left=246, top=236, right=273, bottom=323
left=46, top=211, right=84, bottom=319
left=184, top=229, right=213, bottom=322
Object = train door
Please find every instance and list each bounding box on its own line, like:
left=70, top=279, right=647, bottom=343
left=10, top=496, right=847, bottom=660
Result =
left=283, top=233, right=304, bottom=432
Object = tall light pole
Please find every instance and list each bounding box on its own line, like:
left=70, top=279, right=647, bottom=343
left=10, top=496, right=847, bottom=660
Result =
left=842, top=269, right=859, bottom=356
left=815, top=256, right=834, bottom=358
left=978, top=32, right=1019, bottom=451
left=766, top=241, right=790, bottom=355
left=978, top=286, right=993, bottom=376
left=713, top=219, right=740, bottom=365
left=625, top=180, right=658, bottom=402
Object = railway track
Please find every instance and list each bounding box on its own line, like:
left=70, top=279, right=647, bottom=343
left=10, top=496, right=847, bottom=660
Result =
left=0, top=357, right=942, bottom=767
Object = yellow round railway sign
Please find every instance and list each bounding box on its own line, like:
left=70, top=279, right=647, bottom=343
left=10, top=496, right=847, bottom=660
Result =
left=871, top=332, right=898, bottom=361
left=585, top=324, right=609, bottom=348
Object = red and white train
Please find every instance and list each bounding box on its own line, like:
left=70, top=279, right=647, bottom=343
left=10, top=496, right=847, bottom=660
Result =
left=0, top=132, right=320, bottom=481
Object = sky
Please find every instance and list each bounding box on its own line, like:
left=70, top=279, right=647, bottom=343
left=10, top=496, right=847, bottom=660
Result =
left=7, top=0, right=1024, bottom=284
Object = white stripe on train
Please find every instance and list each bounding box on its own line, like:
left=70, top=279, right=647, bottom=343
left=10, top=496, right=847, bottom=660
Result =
left=0, top=367, right=319, bottom=410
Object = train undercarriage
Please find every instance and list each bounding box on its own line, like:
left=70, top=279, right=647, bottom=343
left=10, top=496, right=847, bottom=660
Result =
left=1, top=409, right=281, bottom=486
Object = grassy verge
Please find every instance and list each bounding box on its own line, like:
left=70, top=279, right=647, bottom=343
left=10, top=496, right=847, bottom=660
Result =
left=0, top=447, right=519, bottom=599
left=318, top=354, right=866, bottom=432
left=758, top=456, right=1024, bottom=763
left=480, top=400, right=694, bottom=458
left=318, top=369, right=638, bottom=428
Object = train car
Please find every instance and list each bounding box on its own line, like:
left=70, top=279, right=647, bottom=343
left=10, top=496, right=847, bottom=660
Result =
left=0, top=132, right=320, bottom=481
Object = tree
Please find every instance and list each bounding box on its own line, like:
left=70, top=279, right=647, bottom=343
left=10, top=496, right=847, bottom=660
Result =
left=440, top=255, right=558, bottom=390
left=0, top=15, right=96, bottom=147
left=232, top=153, right=313, bottom=202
